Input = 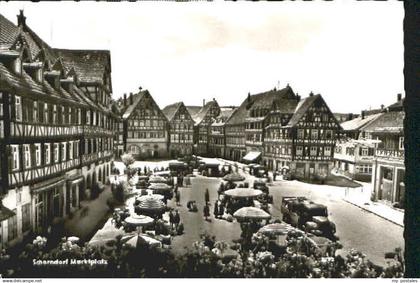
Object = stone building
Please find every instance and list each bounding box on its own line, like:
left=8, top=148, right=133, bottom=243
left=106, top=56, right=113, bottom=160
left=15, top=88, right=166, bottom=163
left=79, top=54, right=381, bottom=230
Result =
left=0, top=11, right=116, bottom=248
left=122, top=90, right=169, bottom=159
left=162, top=102, right=194, bottom=158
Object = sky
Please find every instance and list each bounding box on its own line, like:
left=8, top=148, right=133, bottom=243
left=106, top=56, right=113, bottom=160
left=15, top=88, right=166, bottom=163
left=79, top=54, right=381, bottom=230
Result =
left=0, top=1, right=404, bottom=113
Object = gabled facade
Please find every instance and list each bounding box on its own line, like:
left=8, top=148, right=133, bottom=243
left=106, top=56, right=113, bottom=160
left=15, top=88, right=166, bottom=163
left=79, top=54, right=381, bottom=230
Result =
left=122, top=91, right=169, bottom=159
left=0, top=11, right=116, bottom=248
left=192, top=99, right=220, bottom=156
left=264, top=93, right=341, bottom=180
left=162, top=102, right=194, bottom=158
left=208, top=107, right=236, bottom=158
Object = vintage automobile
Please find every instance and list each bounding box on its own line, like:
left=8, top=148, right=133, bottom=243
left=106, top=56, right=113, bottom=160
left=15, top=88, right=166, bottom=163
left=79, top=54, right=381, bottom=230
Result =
left=281, top=197, right=337, bottom=241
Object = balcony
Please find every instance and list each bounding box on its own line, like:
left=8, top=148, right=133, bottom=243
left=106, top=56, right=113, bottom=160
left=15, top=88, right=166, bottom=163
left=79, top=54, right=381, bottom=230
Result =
left=376, top=149, right=404, bottom=159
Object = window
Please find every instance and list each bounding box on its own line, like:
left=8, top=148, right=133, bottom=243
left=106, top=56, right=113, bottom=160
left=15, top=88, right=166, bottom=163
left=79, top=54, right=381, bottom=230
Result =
left=324, top=146, right=331, bottom=157
left=11, top=145, right=20, bottom=170
left=61, top=143, right=66, bottom=162
left=86, top=110, right=91, bottom=125
left=35, top=143, right=41, bottom=166
left=53, top=105, right=57, bottom=124
left=45, top=143, right=51, bottom=165
left=296, top=146, right=303, bottom=156
left=361, top=147, right=369, bottom=156
left=399, top=137, right=404, bottom=150
left=8, top=210, right=17, bottom=241
left=16, top=188, right=22, bottom=205
left=22, top=203, right=31, bottom=232
left=33, top=101, right=38, bottom=122
left=44, top=103, right=48, bottom=124
left=311, top=129, right=319, bottom=140
left=15, top=96, right=22, bottom=121
left=78, top=109, right=81, bottom=125
left=326, top=130, right=333, bottom=139
left=24, top=144, right=31, bottom=169
left=310, top=146, right=318, bottom=156
left=54, top=143, right=59, bottom=163
left=69, top=141, right=73, bottom=160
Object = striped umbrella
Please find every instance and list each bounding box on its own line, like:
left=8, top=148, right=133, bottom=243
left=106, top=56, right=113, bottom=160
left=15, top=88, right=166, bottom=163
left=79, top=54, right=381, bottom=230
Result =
left=233, top=206, right=271, bottom=221
left=136, top=194, right=165, bottom=202
left=148, top=183, right=172, bottom=191
left=124, top=215, right=154, bottom=227
left=224, top=188, right=263, bottom=198
left=258, top=223, right=295, bottom=236
left=223, top=173, right=246, bottom=182
left=135, top=197, right=166, bottom=213
left=149, top=176, right=167, bottom=184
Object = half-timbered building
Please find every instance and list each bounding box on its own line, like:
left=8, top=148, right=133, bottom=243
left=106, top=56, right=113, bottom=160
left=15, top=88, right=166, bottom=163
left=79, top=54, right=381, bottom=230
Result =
left=162, top=102, right=194, bottom=158
left=264, top=93, right=341, bottom=180
left=122, top=91, right=169, bottom=159
left=0, top=11, right=116, bottom=248
left=192, top=99, right=220, bottom=156
left=208, top=108, right=236, bottom=158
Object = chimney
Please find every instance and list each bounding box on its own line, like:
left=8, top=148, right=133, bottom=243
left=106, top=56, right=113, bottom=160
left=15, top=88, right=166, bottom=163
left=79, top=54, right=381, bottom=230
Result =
left=213, top=98, right=215, bottom=102
left=361, top=110, right=365, bottom=119
left=348, top=113, right=353, bottom=120
left=123, top=93, right=127, bottom=106
left=296, top=93, right=301, bottom=101
left=309, top=91, right=314, bottom=97
left=247, top=92, right=251, bottom=103
left=381, top=104, right=384, bottom=110
left=203, top=99, right=205, bottom=107
left=397, top=93, right=402, bottom=102
left=17, top=10, right=26, bottom=28
left=129, top=92, right=133, bottom=105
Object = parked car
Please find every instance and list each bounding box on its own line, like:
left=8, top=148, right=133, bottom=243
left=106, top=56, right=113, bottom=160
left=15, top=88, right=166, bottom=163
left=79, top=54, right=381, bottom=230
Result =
left=281, top=197, right=337, bottom=241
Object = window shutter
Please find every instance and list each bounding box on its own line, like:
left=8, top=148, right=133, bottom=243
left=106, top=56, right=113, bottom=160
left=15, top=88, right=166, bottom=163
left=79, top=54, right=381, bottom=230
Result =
left=7, top=146, right=13, bottom=172
left=359, top=147, right=363, bottom=156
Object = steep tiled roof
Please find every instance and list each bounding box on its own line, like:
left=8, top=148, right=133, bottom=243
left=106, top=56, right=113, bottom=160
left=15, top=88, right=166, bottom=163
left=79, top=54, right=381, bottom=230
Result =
left=0, top=62, right=44, bottom=96
left=0, top=14, right=20, bottom=49
left=53, top=49, right=110, bottom=84
left=360, top=111, right=404, bottom=134
left=340, top=113, right=383, bottom=132
left=226, top=86, right=296, bottom=126
left=162, top=102, right=183, bottom=122
left=212, top=108, right=237, bottom=126
left=192, top=100, right=219, bottom=125
left=186, top=106, right=202, bottom=117
left=286, top=94, right=319, bottom=127
left=122, top=91, right=147, bottom=119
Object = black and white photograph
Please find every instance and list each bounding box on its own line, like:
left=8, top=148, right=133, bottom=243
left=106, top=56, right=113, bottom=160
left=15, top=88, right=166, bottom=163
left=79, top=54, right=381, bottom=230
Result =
left=0, top=0, right=418, bottom=279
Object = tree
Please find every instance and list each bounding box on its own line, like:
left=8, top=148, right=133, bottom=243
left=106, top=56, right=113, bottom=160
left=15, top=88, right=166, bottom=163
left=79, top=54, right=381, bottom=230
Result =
left=121, top=153, right=135, bottom=169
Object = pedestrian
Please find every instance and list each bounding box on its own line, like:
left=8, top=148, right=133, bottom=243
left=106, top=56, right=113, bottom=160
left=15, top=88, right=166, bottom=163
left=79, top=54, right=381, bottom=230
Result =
left=218, top=203, right=225, bottom=218
left=203, top=204, right=210, bottom=221
left=174, top=209, right=180, bottom=230
left=273, top=171, right=277, bottom=181
left=174, top=183, right=178, bottom=195
left=175, top=190, right=181, bottom=206
left=205, top=188, right=210, bottom=205
left=213, top=200, right=219, bottom=218
left=169, top=210, right=175, bottom=230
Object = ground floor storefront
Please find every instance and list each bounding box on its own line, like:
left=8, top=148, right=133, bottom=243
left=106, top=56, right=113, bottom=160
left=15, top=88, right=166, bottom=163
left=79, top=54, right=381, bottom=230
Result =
left=169, top=143, right=193, bottom=158
left=333, top=159, right=373, bottom=182
left=372, top=158, right=405, bottom=208
left=127, top=141, right=169, bottom=159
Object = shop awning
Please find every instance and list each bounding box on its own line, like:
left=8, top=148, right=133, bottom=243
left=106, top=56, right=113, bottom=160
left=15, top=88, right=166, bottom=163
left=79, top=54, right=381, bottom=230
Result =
left=0, top=205, right=16, bottom=222
left=242, top=151, right=261, bottom=162
left=31, top=176, right=66, bottom=193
